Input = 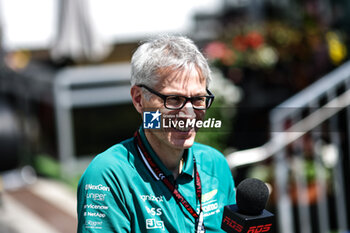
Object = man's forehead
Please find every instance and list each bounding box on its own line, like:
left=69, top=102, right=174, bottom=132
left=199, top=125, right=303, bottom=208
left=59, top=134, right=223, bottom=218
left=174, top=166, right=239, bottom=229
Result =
left=155, top=66, right=206, bottom=88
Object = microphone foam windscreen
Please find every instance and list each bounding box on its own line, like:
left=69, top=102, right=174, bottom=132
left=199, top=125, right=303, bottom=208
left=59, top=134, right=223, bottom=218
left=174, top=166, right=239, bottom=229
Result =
left=236, top=178, right=269, bottom=215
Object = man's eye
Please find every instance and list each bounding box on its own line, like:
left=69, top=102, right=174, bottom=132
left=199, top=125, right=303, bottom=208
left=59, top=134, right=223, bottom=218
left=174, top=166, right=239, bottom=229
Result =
left=168, top=96, right=181, bottom=101
left=166, top=96, right=184, bottom=106
left=192, top=97, right=206, bottom=105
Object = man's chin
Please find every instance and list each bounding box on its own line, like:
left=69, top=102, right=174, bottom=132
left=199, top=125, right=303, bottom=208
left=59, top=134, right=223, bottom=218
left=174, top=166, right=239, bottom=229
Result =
left=169, top=133, right=196, bottom=149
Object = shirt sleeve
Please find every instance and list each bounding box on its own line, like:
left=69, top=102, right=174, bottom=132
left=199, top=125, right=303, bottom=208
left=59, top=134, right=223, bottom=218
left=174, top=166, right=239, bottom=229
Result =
left=77, top=156, right=131, bottom=233
left=218, top=151, right=236, bottom=206
left=226, top=168, right=236, bottom=205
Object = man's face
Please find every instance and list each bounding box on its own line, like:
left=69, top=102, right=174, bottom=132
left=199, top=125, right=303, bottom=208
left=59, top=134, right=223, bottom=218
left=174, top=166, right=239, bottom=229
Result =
left=143, top=67, right=207, bottom=150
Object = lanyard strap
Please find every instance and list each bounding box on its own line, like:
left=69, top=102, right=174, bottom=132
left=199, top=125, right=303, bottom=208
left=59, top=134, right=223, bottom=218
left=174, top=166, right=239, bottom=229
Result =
left=134, top=131, right=205, bottom=232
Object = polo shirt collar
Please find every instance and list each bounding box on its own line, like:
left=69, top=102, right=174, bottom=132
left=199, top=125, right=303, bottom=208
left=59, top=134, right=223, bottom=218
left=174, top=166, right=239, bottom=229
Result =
left=138, top=126, right=194, bottom=179
left=182, top=147, right=195, bottom=178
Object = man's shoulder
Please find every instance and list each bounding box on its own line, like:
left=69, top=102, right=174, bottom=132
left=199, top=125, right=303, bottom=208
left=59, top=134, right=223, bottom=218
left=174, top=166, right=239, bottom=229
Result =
left=192, top=142, right=223, bottom=155
left=192, top=142, right=234, bottom=188
left=82, top=137, right=135, bottom=176
left=192, top=142, right=226, bottom=162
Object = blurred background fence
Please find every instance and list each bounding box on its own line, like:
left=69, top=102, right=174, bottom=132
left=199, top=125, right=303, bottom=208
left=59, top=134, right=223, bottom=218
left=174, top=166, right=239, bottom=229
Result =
left=227, top=61, right=350, bottom=233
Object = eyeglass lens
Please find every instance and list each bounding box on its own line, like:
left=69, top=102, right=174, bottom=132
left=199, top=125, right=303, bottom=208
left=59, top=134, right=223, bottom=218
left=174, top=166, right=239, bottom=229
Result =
left=165, top=96, right=207, bottom=109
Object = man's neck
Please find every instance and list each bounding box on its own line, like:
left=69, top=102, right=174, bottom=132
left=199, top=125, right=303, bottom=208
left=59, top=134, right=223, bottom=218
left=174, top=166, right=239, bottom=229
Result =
left=144, top=131, right=184, bottom=179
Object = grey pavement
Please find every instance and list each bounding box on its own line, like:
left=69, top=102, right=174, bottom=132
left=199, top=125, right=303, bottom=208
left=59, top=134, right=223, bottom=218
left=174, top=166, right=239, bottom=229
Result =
left=0, top=178, right=77, bottom=233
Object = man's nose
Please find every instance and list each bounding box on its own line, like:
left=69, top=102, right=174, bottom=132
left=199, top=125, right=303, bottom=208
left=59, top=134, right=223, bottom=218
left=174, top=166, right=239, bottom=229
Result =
left=178, top=101, right=196, bottom=118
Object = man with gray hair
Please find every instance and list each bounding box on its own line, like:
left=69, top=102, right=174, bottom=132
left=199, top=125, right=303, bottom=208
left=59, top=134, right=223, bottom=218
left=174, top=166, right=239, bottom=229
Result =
left=77, top=35, right=236, bottom=232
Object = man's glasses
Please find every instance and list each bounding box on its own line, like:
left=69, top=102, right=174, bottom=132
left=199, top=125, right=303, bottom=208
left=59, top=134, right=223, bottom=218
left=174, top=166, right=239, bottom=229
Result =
left=137, top=84, right=215, bottom=110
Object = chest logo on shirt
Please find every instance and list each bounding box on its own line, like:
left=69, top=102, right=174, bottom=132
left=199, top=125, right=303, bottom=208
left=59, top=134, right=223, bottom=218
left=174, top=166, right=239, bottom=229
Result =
left=201, top=189, right=220, bottom=217
left=202, top=189, right=217, bottom=203
left=146, top=218, right=165, bottom=230
left=140, top=194, right=164, bottom=202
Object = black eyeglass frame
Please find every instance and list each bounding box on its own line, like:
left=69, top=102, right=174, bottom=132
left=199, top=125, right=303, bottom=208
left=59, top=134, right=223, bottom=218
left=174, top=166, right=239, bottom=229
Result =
left=137, top=84, right=215, bottom=110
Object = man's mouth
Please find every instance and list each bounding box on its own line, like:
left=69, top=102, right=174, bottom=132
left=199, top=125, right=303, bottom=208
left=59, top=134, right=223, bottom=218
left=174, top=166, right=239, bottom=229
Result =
left=173, top=125, right=192, bottom=132
left=171, top=118, right=196, bottom=132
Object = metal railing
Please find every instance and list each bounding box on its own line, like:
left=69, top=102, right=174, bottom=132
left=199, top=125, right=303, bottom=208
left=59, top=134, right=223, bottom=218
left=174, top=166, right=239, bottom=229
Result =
left=227, top=60, right=350, bottom=233
left=54, top=63, right=133, bottom=175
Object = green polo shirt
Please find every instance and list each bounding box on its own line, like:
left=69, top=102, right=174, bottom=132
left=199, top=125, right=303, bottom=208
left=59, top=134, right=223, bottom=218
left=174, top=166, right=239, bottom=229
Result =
left=77, top=127, right=236, bottom=232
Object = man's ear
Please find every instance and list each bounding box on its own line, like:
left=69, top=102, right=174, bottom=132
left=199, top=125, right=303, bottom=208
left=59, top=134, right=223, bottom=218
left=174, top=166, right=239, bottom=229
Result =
left=130, top=85, right=143, bottom=114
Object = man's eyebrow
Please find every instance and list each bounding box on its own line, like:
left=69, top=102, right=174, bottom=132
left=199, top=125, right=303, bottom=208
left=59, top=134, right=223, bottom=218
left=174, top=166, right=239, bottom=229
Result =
left=162, top=90, right=208, bottom=96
